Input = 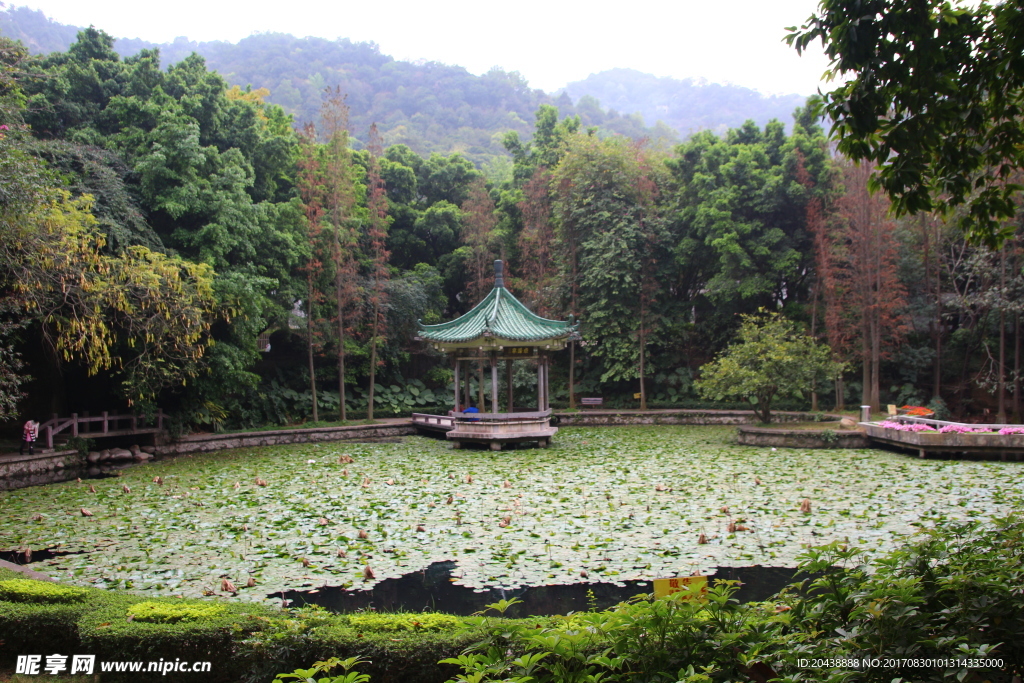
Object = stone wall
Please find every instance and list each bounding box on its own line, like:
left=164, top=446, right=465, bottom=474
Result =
left=0, top=451, right=80, bottom=490
left=555, top=410, right=838, bottom=427
left=735, top=425, right=869, bottom=449
left=151, top=423, right=418, bottom=457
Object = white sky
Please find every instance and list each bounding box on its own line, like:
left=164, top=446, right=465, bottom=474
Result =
left=10, top=0, right=834, bottom=96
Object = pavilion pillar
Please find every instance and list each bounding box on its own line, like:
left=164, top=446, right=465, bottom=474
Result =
left=506, top=360, right=514, bottom=413
left=463, top=363, right=471, bottom=410
left=542, top=355, right=549, bottom=411
left=540, top=358, right=548, bottom=411
left=490, top=354, right=499, bottom=414
left=478, top=362, right=485, bottom=413
left=453, top=359, right=460, bottom=412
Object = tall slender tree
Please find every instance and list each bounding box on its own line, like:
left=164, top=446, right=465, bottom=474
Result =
left=837, top=160, right=907, bottom=412
left=364, top=123, right=391, bottom=420
left=321, top=88, right=359, bottom=421
left=296, top=123, right=325, bottom=421
left=461, top=178, right=499, bottom=304
left=517, top=167, right=556, bottom=316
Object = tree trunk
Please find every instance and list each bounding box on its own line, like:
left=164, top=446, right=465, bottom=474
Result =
left=861, top=323, right=872, bottom=410
left=367, top=300, right=380, bottom=421
left=336, top=275, right=346, bottom=422
left=998, top=245, right=1007, bottom=423
left=569, top=339, right=576, bottom=409
left=810, top=278, right=820, bottom=412
left=306, top=279, right=318, bottom=422
left=870, top=216, right=883, bottom=412
left=933, top=219, right=943, bottom=400
left=638, top=322, right=647, bottom=410
left=1014, top=312, right=1021, bottom=422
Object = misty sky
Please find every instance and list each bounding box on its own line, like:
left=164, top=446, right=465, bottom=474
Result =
left=12, top=0, right=834, bottom=96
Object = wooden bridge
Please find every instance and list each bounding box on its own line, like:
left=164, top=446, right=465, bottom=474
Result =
left=39, top=410, right=167, bottom=450
left=411, top=413, right=455, bottom=433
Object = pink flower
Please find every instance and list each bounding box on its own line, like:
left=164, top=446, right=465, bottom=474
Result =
left=938, top=424, right=993, bottom=434
left=879, top=420, right=936, bottom=432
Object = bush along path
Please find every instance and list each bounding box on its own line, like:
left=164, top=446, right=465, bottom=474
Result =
left=1, top=515, right=1021, bottom=683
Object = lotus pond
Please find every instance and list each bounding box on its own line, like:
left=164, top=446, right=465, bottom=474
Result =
left=0, top=426, right=1021, bottom=602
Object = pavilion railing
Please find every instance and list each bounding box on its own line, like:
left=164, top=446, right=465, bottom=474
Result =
left=451, top=409, right=552, bottom=422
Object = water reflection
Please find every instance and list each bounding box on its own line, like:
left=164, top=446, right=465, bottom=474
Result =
left=276, top=562, right=803, bottom=617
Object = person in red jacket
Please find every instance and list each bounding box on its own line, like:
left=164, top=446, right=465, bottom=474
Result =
left=20, top=419, right=39, bottom=455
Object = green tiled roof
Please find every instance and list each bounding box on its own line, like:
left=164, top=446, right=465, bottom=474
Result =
left=419, top=277, right=575, bottom=344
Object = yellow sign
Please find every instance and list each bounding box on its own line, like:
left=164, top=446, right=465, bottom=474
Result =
left=507, top=347, right=534, bottom=356
left=634, top=392, right=642, bottom=399
left=653, top=575, right=708, bottom=602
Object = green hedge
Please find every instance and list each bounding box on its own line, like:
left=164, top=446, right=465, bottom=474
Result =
left=0, top=572, right=490, bottom=683
left=0, top=569, right=113, bottom=654
left=0, top=577, right=90, bottom=603
left=2, top=516, right=1022, bottom=683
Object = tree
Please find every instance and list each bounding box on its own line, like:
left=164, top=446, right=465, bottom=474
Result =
left=321, top=88, right=359, bottom=422
left=551, top=135, right=670, bottom=398
left=696, top=312, right=839, bottom=423
left=364, top=123, right=391, bottom=421
left=835, top=161, right=908, bottom=412
left=516, top=167, right=557, bottom=316
left=295, top=123, right=326, bottom=422
left=460, top=178, right=498, bottom=303
left=788, top=0, right=1024, bottom=247
left=1, top=138, right=217, bottom=406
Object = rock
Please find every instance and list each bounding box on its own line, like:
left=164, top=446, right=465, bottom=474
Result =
left=87, top=451, right=101, bottom=463
left=109, top=448, right=134, bottom=461
left=87, top=467, right=101, bottom=477
left=130, top=444, right=142, bottom=456
left=839, top=417, right=857, bottom=430
left=98, top=450, right=111, bottom=462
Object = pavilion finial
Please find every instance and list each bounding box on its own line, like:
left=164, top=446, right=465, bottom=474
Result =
left=494, top=260, right=504, bottom=288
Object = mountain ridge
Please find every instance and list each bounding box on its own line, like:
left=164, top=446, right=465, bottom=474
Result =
left=1, top=6, right=810, bottom=165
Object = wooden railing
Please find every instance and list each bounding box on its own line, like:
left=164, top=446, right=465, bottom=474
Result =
left=38, top=410, right=165, bottom=449
left=411, top=413, right=455, bottom=431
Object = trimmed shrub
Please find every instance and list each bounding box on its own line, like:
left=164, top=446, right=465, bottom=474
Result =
left=127, top=600, right=227, bottom=623
left=0, top=578, right=89, bottom=604
left=345, top=612, right=461, bottom=633
left=0, top=572, right=114, bottom=656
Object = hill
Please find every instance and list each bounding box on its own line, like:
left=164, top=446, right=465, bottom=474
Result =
left=561, top=68, right=810, bottom=136
left=1, top=6, right=810, bottom=165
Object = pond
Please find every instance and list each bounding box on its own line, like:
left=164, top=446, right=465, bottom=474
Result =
left=0, top=426, right=1020, bottom=603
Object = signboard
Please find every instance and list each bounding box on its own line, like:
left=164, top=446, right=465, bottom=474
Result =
left=634, top=392, right=642, bottom=399
left=506, top=347, right=535, bottom=356
left=653, top=575, right=708, bottom=602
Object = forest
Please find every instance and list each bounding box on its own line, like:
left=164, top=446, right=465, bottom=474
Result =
left=0, top=24, right=1021, bottom=435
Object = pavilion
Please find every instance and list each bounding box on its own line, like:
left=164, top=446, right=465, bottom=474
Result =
left=416, top=261, right=576, bottom=450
